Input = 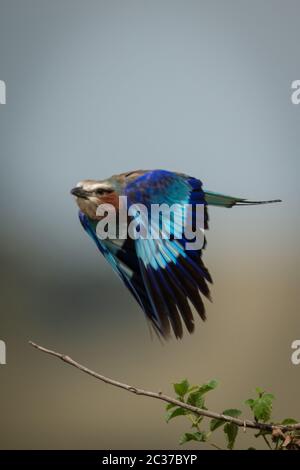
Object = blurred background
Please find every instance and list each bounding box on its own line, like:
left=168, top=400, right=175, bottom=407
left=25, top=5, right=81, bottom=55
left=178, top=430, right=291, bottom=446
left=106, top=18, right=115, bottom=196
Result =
left=0, top=0, right=299, bottom=450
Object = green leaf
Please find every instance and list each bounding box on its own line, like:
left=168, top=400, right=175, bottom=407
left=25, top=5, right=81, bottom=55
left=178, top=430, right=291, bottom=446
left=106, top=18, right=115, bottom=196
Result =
left=252, top=395, right=274, bottom=422
left=165, top=406, right=186, bottom=423
left=245, top=398, right=255, bottom=409
left=263, top=393, right=275, bottom=401
left=245, top=392, right=274, bottom=422
left=180, top=432, right=207, bottom=445
left=255, top=387, right=264, bottom=396
left=165, top=402, right=177, bottom=411
left=281, top=418, right=298, bottom=425
left=173, top=379, right=190, bottom=398
left=210, top=409, right=242, bottom=432
left=210, top=418, right=225, bottom=432
left=224, top=422, right=239, bottom=449
left=187, top=391, right=205, bottom=408
left=223, top=408, right=242, bottom=418
left=246, top=389, right=275, bottom=422
left=197, top=379, right=218, bottom=396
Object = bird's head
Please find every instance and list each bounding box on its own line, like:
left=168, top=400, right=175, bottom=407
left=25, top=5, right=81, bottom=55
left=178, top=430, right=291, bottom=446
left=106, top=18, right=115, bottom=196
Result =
left=70, top=179, right=119, bottom=219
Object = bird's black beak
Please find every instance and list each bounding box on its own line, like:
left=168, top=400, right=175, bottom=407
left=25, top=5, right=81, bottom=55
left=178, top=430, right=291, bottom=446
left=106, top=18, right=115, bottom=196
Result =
left=70, top=187, right=89, bottom=199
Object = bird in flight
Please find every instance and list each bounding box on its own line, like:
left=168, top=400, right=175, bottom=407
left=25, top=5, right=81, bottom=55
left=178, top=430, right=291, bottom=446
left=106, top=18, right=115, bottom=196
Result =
left=71, top=169, right=280, bottom=340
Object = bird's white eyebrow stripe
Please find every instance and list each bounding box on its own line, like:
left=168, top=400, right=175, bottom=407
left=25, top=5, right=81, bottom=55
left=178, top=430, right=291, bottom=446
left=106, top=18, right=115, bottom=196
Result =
left=76, top=181, right=113, bottom=192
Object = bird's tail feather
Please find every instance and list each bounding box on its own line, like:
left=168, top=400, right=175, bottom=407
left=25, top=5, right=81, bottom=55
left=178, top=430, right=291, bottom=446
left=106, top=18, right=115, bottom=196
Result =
left=204, top=191, right=282, bottom=208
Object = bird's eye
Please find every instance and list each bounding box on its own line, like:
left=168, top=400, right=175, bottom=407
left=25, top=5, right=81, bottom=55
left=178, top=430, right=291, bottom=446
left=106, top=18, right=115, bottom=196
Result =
left=125, top=171, right=138, bottom=178
left=95, top=187, right=114, bottom=195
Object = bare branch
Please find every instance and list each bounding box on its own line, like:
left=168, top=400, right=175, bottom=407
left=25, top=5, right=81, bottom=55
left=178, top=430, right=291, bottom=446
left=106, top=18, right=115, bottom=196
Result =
left=29, top=341, right=300, bottom=433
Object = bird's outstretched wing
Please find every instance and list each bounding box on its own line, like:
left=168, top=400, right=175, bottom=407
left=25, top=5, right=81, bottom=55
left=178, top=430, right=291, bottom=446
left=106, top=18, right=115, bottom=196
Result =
left=123, top=170, right=212, bottom=338
left=79, top=212, right=161, bottom=332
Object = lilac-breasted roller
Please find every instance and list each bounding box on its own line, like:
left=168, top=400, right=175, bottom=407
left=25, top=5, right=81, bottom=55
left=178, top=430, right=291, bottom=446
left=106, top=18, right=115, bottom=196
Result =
left=71, top=169, right=280, bottom=340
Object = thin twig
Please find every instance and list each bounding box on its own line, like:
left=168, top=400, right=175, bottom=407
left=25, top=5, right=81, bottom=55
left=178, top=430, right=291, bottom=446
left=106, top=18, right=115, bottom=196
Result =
left=29, top=341, right=300, bottom=433
left=262, top=434, right=273, bottom=450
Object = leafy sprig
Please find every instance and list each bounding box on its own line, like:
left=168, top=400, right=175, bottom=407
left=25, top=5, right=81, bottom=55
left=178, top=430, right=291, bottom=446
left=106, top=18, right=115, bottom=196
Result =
left=165, top=379, right=300, bottom=450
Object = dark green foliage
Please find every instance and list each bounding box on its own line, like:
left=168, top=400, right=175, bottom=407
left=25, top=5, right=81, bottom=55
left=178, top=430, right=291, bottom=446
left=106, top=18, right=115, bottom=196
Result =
left=224, top=422, right=239, bottom=450
left=180, top=431, right=207, bottom=445
left=245, top=388, right=275, bottom=422
left=210, top=409, right=242, bottom=432
left=164, top=379, right=300, bottom=450
left=173, top=379, right=190, bottom=398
